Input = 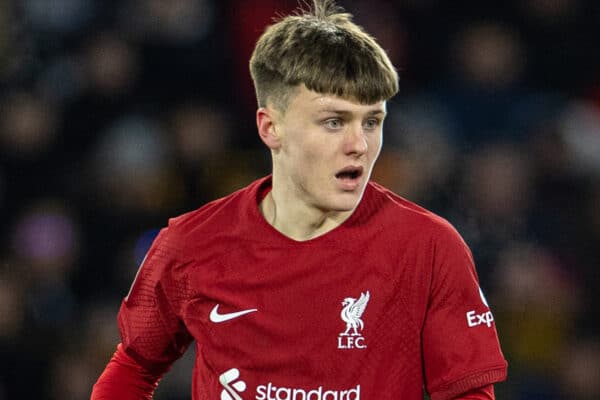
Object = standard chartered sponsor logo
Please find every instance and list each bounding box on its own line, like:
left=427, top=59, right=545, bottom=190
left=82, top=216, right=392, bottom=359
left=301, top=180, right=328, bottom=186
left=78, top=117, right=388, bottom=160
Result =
left=219, top=368, right=361, bottom=400
left=256, top=383, right=361, bottom=400
left=220, top=368, right=247, bottom=400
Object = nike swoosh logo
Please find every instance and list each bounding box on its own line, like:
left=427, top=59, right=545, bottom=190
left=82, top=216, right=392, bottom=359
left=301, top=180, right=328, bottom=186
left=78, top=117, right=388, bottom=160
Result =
left=209, top=304, right=257, bottom=323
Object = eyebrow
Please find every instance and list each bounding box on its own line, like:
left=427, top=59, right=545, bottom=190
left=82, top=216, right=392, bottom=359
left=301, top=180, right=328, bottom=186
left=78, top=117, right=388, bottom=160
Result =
left=317, top=109, right=387, bottom=116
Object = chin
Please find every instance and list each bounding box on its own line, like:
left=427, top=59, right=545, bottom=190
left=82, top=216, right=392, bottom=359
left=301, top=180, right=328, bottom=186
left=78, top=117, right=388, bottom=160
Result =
left=326, top=193, right=362, bottom=212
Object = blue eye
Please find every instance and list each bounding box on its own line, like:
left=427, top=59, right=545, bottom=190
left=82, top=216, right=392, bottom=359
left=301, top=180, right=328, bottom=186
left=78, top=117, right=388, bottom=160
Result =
left=325, top=119, right=343, bottom=129
left=364, top=118, right=381, bottom=130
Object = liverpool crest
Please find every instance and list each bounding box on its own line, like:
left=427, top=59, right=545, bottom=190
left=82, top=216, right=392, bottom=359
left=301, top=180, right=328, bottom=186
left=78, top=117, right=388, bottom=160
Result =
left=338, top=291, right=370, bottom=349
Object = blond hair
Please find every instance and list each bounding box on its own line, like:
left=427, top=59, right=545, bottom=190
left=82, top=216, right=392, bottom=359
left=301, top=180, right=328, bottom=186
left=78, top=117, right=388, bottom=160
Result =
left=249, top=0, right=399, bottom=111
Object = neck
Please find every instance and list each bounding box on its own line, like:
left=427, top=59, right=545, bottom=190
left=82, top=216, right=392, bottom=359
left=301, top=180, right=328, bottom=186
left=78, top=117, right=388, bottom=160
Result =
left=259, top=182, right=352, bottom=242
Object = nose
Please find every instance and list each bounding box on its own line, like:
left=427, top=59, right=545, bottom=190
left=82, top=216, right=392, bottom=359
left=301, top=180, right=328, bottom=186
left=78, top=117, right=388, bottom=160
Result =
left=343, top=124, right=368, bottom=157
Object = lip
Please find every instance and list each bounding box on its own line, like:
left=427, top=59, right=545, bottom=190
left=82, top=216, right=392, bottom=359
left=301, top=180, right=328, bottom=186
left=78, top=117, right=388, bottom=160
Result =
left=335, top=165, right=364, bottom=191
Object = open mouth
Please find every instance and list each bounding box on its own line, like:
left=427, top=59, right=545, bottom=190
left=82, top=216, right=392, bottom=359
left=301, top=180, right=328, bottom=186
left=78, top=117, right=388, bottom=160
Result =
left=335, top=166, right=363, bottom=180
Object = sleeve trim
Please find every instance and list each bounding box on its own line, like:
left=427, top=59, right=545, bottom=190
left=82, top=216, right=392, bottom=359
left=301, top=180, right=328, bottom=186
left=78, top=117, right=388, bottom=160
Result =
left=430, top=365, right=507, bottom=400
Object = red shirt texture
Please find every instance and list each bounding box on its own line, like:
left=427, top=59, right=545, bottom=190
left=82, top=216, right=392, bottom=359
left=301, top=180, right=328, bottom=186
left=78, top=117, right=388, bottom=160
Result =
left=92, top=176, right=507, bottom=400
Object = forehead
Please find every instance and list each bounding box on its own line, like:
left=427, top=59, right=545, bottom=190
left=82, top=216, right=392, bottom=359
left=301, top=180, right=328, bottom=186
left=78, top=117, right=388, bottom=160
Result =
left=289, top=85, right=387, bottom=114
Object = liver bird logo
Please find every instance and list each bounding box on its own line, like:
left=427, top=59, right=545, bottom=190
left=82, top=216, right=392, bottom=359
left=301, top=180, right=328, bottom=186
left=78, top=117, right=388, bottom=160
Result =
left=340, top=291, right=370, bottom=336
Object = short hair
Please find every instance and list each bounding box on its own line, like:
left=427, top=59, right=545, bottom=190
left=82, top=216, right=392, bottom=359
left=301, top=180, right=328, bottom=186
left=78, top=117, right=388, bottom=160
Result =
left=249, top=0, right=399, bottom=111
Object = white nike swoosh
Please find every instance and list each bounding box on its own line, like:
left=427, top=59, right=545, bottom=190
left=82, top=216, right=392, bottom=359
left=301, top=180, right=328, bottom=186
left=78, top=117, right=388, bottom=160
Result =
left=209, top=304, right=258, bottom=323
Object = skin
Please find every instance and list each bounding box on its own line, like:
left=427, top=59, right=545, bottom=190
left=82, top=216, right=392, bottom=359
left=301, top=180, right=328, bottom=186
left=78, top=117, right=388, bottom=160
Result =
left=256, top=85, right=387, bottom=241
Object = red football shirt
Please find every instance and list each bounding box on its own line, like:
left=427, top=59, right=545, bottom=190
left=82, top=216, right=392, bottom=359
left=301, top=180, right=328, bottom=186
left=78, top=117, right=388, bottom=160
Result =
left=115, top=176, right=507, bottom=400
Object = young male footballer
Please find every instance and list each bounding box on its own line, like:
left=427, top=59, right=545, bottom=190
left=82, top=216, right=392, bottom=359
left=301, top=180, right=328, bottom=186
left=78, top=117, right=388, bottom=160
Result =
left=92, top=1, right=507, bottom=399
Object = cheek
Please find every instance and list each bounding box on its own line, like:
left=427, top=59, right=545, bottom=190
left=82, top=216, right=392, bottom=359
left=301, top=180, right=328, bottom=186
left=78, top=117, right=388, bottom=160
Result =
left=288, top=134, right=329, bottom=163
left=281, top=136, right=323, bottom=176
left=368, top=135, right=383, bottom=160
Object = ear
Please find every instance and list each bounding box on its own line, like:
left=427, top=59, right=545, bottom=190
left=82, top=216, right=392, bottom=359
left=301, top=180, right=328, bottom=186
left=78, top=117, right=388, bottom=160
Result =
left=256, top=107, right=281, bottom=150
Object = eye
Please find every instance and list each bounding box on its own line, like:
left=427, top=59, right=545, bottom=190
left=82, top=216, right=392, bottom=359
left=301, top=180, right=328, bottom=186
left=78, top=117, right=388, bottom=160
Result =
left=363, top=118, right=381, bottom=130
left=324, top=118, right=344, bottom=130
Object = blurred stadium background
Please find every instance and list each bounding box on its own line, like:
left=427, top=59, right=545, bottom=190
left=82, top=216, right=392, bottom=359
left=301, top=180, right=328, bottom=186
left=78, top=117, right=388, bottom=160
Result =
left=0, top=0, right=599, bottom=399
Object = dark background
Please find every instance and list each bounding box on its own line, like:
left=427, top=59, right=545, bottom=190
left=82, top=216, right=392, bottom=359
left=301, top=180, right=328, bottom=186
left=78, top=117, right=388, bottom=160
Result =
left=0, top=0, right=599, bottom=398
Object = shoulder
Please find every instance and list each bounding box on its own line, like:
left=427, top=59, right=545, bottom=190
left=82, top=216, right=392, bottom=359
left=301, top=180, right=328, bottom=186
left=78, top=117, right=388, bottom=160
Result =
left=132, top=178, right=266, bottom=288
left=364, top=181, right=462, bottom=243
left=157, top=177, right=267, bottom=254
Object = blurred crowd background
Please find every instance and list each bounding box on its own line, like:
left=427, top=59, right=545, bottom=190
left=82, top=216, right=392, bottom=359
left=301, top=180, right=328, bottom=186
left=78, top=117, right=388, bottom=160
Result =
left=0, top=0, right=599, bottom=399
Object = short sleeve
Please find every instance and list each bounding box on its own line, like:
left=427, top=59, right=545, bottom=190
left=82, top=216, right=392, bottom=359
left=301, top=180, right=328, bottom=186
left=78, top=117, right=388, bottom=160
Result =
left=422, top=224, right=507, bottom=400
left=117, top=228, right=194, bottom=374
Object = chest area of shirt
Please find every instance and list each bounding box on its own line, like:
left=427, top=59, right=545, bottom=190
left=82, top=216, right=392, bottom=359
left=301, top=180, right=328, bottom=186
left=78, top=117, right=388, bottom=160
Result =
left=181, top=245, right=425, bottom=397
left=182, top=244, right=421, bottom=354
